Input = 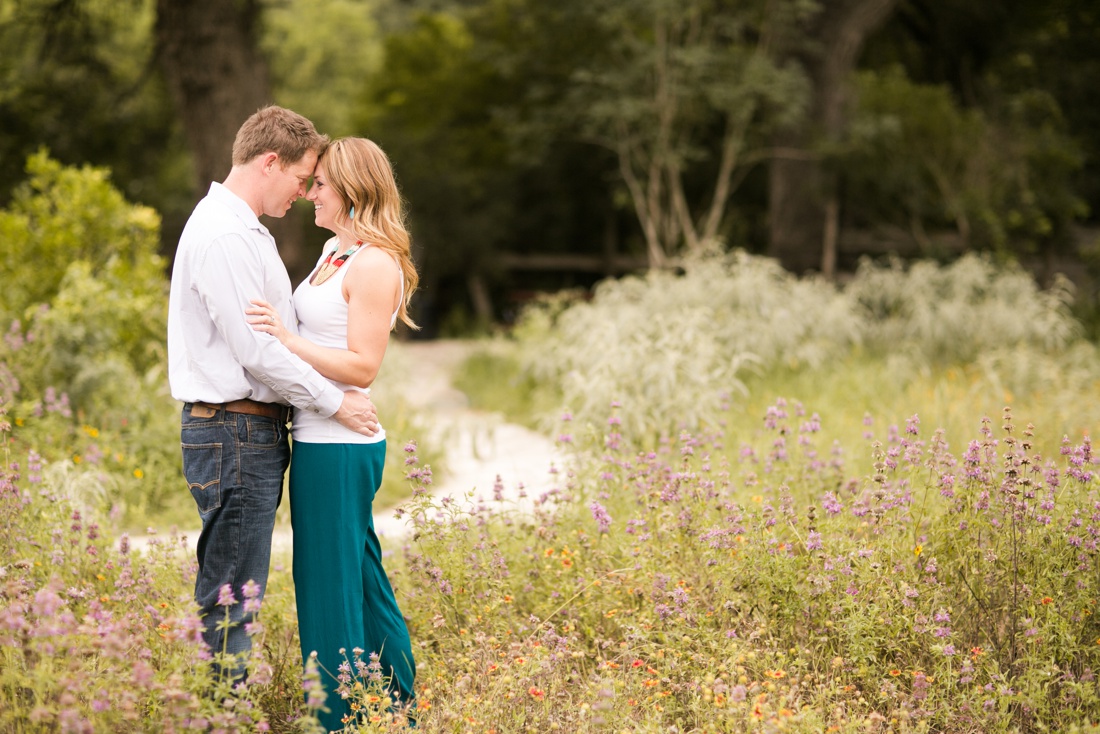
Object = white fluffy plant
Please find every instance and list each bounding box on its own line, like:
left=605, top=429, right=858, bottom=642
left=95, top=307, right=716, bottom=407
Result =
left=846, top=253, right=1079, bottom=365
left=515, top=251, right=861, bottom=443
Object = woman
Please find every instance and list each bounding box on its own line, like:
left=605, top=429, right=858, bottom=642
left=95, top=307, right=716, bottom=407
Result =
left=247, top=137, right=418, bottom=730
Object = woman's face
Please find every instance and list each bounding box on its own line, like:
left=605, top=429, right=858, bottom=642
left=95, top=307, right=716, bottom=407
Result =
left=304, top=162, right=345, bottom=234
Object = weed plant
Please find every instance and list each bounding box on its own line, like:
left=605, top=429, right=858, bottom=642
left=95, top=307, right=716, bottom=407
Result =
left=0, top=409, right=308, bottom=731
left=6, top=390, right=1100, bottom=731
left=389, top=402, right=1100, bottom=732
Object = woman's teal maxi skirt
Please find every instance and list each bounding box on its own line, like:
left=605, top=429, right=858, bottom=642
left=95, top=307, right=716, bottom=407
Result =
left=289, top=440, right=416, bottom=731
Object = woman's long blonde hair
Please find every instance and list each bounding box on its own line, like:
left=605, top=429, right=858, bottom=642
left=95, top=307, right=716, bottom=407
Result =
left=321, top=137, right=419, bottom=329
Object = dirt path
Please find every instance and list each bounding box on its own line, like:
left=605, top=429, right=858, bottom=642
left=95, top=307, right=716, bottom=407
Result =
left=129, top=340, right=561, bottom=555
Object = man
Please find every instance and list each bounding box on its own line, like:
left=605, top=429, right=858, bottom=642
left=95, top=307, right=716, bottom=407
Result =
left=167, top=105, right=378, bottom=678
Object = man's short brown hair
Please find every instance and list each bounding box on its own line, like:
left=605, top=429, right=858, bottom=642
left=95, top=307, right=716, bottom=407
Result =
left=231, top=105, right=329, bottom=167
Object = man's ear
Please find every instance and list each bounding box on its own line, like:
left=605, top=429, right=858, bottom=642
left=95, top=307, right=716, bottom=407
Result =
left=260, top=151, right=280, bottom=174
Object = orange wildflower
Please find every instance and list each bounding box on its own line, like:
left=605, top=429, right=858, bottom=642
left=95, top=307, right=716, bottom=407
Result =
left=889, top=669, right=901, bottom=677
left=528, top=686, right=545, bottom=700
left=1041, top=596, right=1053, bottom=605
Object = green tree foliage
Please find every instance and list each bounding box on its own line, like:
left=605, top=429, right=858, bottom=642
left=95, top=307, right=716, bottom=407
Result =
left=567, top=0, right=813, bottom=265
left=838, top=67, right=1086, bottom=257
left=0, top=0, right=191, bottom=223
left=354, top=2, right=621, bottom=331
left=261, top=0, right=386, bottom=138
left=2, top=0, right=1099, bottom=327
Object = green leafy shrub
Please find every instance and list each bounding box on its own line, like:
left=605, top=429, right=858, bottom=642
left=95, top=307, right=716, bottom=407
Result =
left=0, top=150, right=164, bottom=327
left=0, top=151, right=181, bottom=528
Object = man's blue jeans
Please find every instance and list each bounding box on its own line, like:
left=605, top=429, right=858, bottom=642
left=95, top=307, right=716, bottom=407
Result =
left=181, top=404, right=290, bottom=678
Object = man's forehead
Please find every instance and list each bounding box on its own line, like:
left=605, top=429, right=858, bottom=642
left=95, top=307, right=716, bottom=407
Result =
left=287, top=150, right=318, bottom=176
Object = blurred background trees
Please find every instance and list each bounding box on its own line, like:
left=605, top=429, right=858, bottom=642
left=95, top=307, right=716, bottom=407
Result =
left=1, top=0, right=1098, bottom=334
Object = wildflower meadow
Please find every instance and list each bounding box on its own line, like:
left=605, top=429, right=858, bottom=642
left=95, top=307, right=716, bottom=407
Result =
left=3, top=161, right=1100, bottom=731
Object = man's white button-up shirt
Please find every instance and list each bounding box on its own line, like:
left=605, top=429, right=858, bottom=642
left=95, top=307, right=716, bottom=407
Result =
left=167, top=182, right=342, bottom=417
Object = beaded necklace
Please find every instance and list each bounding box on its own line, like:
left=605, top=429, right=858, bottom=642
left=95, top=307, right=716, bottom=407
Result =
left=310, top=240, right=362, bottom=286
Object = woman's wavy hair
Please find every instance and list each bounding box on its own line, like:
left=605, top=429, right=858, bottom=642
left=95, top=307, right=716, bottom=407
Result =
left=320, top=137, right=419, bottom=329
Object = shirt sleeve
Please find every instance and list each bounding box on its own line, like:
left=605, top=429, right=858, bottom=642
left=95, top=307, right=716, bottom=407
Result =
left=192, top=233, right=344, bottom=417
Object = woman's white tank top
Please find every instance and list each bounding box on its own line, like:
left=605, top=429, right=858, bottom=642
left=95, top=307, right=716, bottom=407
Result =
left=291, top=238, right=402, bottom=444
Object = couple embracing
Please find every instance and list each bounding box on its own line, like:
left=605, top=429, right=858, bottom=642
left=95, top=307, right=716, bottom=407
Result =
left=166, top=105, right=416, bottom=730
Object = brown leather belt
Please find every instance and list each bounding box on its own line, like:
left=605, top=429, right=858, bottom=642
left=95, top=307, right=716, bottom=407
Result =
left=190, top=399, right=290, bottom=424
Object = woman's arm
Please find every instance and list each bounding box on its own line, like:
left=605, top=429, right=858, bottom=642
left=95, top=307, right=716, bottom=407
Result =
left=246, top=247, right=400, bottom=388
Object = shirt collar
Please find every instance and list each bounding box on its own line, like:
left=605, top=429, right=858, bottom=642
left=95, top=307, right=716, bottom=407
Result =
left=207, top=182, right=271, bottom=237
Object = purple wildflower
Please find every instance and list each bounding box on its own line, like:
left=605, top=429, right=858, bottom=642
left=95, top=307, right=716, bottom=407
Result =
left=216, top=584, right=237, bottom=607
left=589, top=502, right=612, bottom=534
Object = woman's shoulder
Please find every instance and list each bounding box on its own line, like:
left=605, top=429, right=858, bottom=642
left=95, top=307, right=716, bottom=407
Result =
left=345, top=243, right=401, bottom=286
left=350, top=243, right=400, bottom=270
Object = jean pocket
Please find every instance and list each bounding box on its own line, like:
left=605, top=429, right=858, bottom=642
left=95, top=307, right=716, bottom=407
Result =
left=182, top=442, right=223, bottom=514
left=243, top=415, right=282, bottom=448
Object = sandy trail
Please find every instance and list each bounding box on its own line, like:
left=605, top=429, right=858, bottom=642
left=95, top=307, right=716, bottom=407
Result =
left=128, top=340, right=561, bottom=555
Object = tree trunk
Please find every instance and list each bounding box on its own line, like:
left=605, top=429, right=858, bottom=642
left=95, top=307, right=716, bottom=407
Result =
left=154, top=0, right=308, bottom=275
left=767, top=0, right=899, bottom=274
